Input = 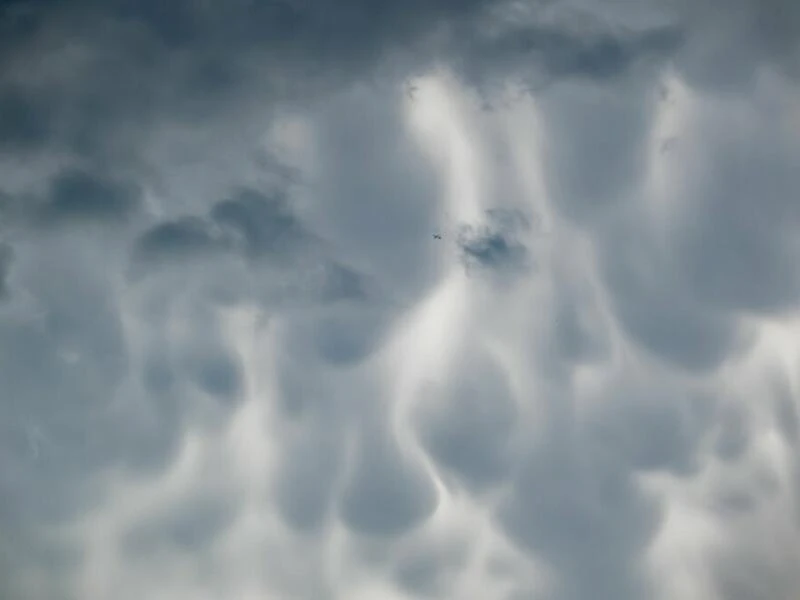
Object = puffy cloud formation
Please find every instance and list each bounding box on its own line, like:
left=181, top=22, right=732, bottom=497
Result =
left=1, top=0, right=799, bottom=599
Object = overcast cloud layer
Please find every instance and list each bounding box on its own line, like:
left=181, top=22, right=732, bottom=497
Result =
left=1, top=0, right=799, bottom=599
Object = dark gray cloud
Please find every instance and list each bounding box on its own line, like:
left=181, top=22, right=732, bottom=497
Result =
left=132, top=216, right=225, bottom=268
left=597, top=216, right=745, bottom=371
left=0, top=0, right=687, bottom=173
left=535, top=78, right=657, bottom=224
left=415, top=347, right=518, bottom=490
left=673, top=0, right=800, bottom=91
left=712, top=543, right=799, bottom=600
left=499, top=433, right=662, bottom=600
left=339, top=424, right=438, bottom=537
left=669, top=105, right=800, bottom=314
left=714, top=404, right=751, bottom=463
left=773, top=375, right=799, bottom=448
left=458, top=16, right=682, bottom=95
left=319, top=263, right=368, bottom=303
left=184, top=347, right=243, bottom=401
left=393, top=540, right=467, bottom=596
left=0, top=167, right=142, bottom=235
left=130, top=188, right=318, bottom=274
left=308, top=306, right=393, bottom=366
left=395, top=555, right=446, bottom=596
left=270, top=311, right=408, bottom=535
left=713, top=487, right=759, bottom=517
left=209, top=189, right=309, bottom=261
left=274, top=427, right=343, bottom=532
left=551, top=288, right=609, bottom=366
left=0, top=86, right=52, bottom=153
left=302, top=84, right=444, bottom=297
left=457, top=209, right=533, bottom=280
left=495, top=359, right=724, bottom=600
left=532, top=75, right=750, bottom=374
left=585, top=376, right=708, bottom=476
left=0, top=242, right=12, bottom=299
left=121, top=490, right=238, bottom=556
left=0, top=244, right=130, bottom=533
left=127, top=183, right=388, bottom=375
left=0, top=0, right=485, bottom=162
left=37, top=167, right=142, bottom=225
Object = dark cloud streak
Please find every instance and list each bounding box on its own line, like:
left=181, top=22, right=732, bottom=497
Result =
left=0, top=243, right=12, bottom=299
left=38, top=167, right=142, bottom=225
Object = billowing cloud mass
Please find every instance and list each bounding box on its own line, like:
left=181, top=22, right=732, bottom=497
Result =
left=1, top=0, right=799, bottom=599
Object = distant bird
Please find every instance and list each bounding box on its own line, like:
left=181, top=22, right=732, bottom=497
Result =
left=433, top=234, right=442, bottom=240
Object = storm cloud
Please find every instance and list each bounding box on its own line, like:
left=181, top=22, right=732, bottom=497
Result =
left=1, top=0, right=799, bottom=599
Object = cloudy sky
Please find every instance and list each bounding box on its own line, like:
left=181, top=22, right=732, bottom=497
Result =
left=1, top=0, right=799, bottom=598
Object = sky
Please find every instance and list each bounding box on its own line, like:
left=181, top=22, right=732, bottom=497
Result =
left=0, top=0, right=799, bottom=598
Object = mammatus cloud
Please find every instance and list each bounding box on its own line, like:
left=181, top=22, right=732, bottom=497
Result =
left=1, top=0, right=799, bottom=599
